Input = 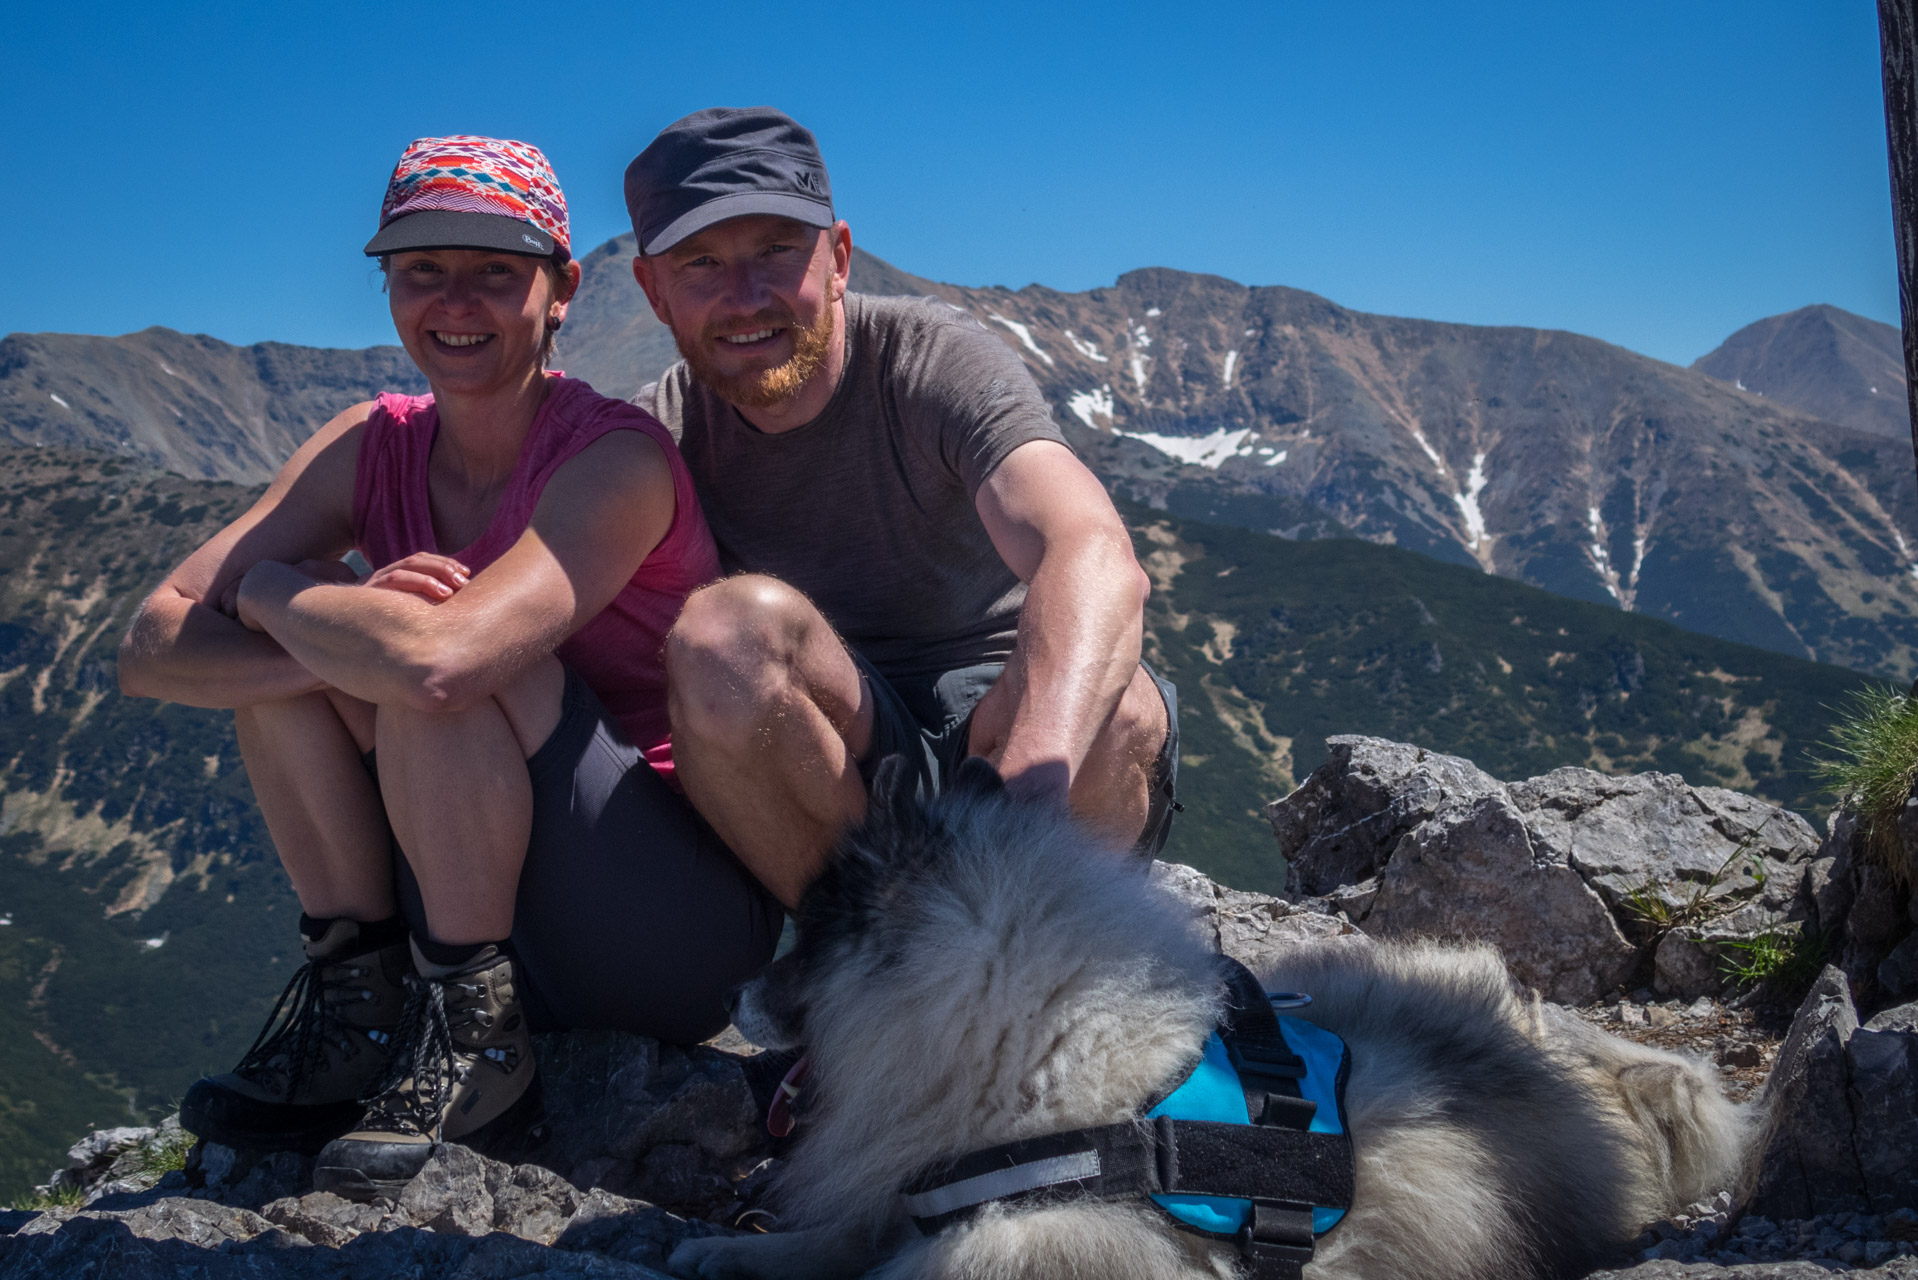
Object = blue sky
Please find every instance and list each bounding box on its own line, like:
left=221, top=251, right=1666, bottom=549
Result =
left=2, top=1, right=1895, bottom=366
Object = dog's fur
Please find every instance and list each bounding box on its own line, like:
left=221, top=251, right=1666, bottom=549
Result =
left=671, top=762, right=1753, bottom=1280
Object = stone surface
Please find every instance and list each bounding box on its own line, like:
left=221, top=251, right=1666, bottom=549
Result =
left=1850, top=1019, right=1918, bottom=1215
left=5, top=855, right=1913, bottom=1278
left=1748, top=967, right=1870, bottom=1218
left=1151, top=858, right=1358, bottom=972
left=1591, top=1261, right=1918, bottom=1277
left=1264, top=736, right=1501, bottom=896
left=1881, top=933, right=1918, bottom=998
left=1264, top=737, right=1822, bottom=1003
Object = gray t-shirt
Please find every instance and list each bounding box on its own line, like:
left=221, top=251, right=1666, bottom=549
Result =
left=649, top=292, right=1068, bottom=679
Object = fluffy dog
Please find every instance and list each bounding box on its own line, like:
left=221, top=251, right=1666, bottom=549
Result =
left=671, top=761, right=1752, bottom=1280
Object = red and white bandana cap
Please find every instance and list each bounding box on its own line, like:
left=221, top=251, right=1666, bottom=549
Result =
left=363, top=135, right=571, bottom=260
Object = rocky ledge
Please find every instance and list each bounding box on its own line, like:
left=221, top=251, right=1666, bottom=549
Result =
left=5, top=736, right=1915, bottom=1278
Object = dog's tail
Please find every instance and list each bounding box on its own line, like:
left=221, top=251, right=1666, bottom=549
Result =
left=1542, top=1005, right=1757, bottom=1215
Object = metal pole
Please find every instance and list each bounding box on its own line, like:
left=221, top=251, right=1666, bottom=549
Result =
left=1879, top=0, right=1918, bottom=479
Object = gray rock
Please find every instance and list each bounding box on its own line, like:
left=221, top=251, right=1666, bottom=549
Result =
left=1747, top=967, right=1870, bottom=1218
left=1150, top=859, right=1357, bottom=972
left=1866, top=1000, right=1918, bottom=1034
left=1264, top=736, right=1500, bottom=896
left=397, top=1144, right=496, bottom=1236
left=1512, top=769, right=1817, bottom=926
left=492, top=1030, right=768, bottom=1200
left=1364, top=790, right=1639, bottom=1003
left=1842, top=863, right=1910, bottom=989
left=1808, top=814, right=1856, bottom=936
left=1590, top=1263, right=1918, bottom=1277
left=1848, top=1019, right=1918, bottom=1214
left=1880, top=933, right=1918, bottom=998
left=1263, top=737, right=1823, bottom=1003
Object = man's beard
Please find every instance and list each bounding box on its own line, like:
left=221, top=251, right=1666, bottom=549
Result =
left=675, top=305, right=835, bottom=410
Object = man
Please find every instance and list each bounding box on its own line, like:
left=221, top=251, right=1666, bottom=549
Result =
left=626, top=107, right=1177, bottom=906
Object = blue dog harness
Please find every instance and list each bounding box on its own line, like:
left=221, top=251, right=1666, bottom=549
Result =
left=900, top=958, right=1354, bottom=1280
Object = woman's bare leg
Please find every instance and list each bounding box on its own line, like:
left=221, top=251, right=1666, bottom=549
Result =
left=234, top=686, right=391, bottom=921
left=374, top=657, right=565, bottom=945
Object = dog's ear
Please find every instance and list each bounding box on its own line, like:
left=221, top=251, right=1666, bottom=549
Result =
left=864, top=754, right=922, bottom=849
left=950, top=755, right=1007, bottom=797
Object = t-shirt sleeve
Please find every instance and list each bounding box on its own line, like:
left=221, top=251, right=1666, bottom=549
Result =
left=891, top=303, right=1071, bottom=500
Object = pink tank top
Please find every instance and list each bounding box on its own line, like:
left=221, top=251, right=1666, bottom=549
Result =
left=352, top=375, right=719, bottom=784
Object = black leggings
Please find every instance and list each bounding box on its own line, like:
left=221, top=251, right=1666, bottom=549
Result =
left=384, top=669, right=782, bottom=1044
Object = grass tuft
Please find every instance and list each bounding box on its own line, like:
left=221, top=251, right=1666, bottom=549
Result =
left=136, top=1125, right=193, bottom=1179
left=1816, top=686, right=1918, bottom=887
left=1718, top=924, right=1829, bottom=995
left=1617, top=818, right=1775, bottom=933
left=8, top=1180, right=84, bottom=1212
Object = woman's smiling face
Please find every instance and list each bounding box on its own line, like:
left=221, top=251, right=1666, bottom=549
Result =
left=386, top=249, right=570, bottom=394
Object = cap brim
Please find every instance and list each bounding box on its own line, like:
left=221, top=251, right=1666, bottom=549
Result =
left=641, top=191, right=835, bottom=256
left=364, top=209, right=561, bottom=259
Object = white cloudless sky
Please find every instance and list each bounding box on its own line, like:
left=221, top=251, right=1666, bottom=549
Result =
left=1, top=0, right=1897, bottom=366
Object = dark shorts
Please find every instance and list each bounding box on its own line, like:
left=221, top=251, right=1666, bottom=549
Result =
left=850, top=652, right=1180, bottom=858
left=386, top=669, right=783, bottom=1044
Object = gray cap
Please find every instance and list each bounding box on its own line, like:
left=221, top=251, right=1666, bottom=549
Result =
left=624, top=107, right=834, bottom=256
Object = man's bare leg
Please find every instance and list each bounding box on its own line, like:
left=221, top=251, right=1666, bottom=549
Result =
left=234, top=688, right=390, bottom=921
left=968, top=663, right=1169, bottom=849
left=665, top=575, right=874, bottom=908
left=374, top=657, right=566, bottom=945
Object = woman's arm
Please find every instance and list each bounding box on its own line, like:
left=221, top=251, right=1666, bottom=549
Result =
left=117, top=404, right=370, bottom=709
left=235, top=428, right=676, bottom=712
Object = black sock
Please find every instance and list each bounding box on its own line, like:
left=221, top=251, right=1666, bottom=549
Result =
left=299, top=912, right=406, bottom=949
left=412, top=934, right=499, bottom=968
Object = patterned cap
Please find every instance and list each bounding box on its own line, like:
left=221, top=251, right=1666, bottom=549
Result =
left=364, top=136, right=571, bottom=260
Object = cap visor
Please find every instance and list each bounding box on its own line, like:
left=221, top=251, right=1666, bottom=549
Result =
left=642, top=192, right=835, bottom=255
left=364, top=209, right=558, bottom=258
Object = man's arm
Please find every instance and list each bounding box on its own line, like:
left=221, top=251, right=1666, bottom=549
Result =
left=234, top=429, right=676, bottom=712
left=970, top=440, right=1151, bottom=799
left=118, top=405, right=370, bottom=709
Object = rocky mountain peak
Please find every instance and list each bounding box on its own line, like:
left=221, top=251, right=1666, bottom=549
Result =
left=1692, top=303, right=1910, bottom=442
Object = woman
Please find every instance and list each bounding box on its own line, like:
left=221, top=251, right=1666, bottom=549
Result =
left=117, top=136, right=780, bottom=1198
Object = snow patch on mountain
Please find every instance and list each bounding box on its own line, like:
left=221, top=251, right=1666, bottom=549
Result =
left=1452, top=453, right=1490, bottom=550
left=1063, top=330, right=1109, bottom=363
left=1119, top=425, right=1255, bottom=468
left=987, top=313, right=1054, bottom=366
left=1067, top=385, right=1116, bottom=429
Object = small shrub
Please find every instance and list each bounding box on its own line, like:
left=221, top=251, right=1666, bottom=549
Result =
left=8, top=1180, right=83, bottom=1212
left=137, top=1125, right=193, bottom=1178
left=1618, top=818, right=1775, bottom=933
left=1816, top=686, right=1918, bottom=887
left=1719, top=924, right=1829, bottom=996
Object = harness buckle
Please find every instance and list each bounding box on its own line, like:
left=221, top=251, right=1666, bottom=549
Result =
left=1238, top=1199, right=1317, bottom=1279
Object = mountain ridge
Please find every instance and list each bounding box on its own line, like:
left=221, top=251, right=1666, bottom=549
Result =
left=1692, top=303, right=1910, bottom=443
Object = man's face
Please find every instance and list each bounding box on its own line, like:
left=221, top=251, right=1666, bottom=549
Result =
left=633, top=215, right=848, bottom=408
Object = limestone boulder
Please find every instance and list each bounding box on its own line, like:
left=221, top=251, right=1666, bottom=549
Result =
left=1265, top=737, right=1826, bottom=1004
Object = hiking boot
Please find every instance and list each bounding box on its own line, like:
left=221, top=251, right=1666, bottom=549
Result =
left=180, top=919, right=411, bottom=1153
left=312, top=940, right=541, bottom=1200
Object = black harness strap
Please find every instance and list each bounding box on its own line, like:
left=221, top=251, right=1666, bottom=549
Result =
left=900, top=958, right=1355, bottom=1280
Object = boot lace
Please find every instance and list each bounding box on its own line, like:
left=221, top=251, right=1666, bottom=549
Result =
left=233, top=956, right=367, bottom=1096
left=357, top=974, right=457, bottom=1138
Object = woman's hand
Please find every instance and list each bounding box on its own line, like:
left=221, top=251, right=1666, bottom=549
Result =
left=362, top=552, right=470, bottom=603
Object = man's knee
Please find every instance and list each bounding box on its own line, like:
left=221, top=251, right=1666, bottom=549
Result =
left=667, top=576, right=818, bottom=689
left=1111, top=666, right=1169, bottom=762
left=666, top=576, right=828, bottom=732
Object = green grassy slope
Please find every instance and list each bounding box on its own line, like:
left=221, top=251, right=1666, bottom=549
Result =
left=1140, top=505, right=1880, bottom=894
left=0, top=448, right=300, bottom=1201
